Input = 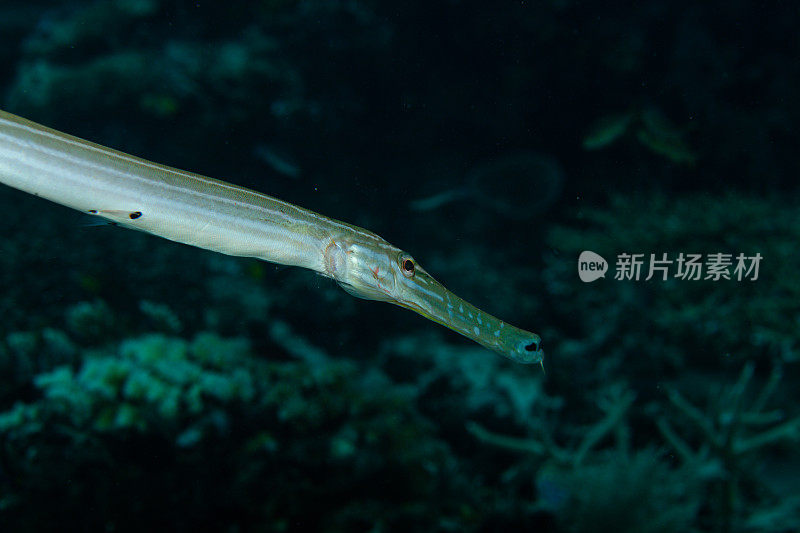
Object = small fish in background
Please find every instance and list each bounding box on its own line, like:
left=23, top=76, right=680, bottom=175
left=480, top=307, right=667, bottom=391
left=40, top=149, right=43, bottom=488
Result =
left=582, top=112, right=634, bottom=150
left=583, top=105, right=697, bottom=165
left=410, top=151, right=564, bottom=220
left=254, top=144, right=302, bottom=179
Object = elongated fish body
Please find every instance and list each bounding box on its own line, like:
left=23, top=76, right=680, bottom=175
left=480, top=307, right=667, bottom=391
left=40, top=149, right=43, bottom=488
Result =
left=0, top=110, right=542, bottom=365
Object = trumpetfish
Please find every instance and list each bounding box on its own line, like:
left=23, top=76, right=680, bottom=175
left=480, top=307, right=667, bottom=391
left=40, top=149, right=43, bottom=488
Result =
left=0, top=110, right=542, bottom=365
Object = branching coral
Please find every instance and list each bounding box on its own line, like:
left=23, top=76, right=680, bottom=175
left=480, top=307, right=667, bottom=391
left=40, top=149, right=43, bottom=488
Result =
left=536, top=447, right=701, bottom=533
left=656, top=362, right=800, bottom=533
left=467, top=382, right=635, bottom=468
left=466, top=383, right=702, bottom=533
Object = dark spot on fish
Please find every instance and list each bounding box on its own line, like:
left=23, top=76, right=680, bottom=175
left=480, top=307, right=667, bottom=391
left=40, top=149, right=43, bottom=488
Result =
left=129, top=211, right=142, bottom=219
left=525, top=340, right=540, bottom=352
left=88, top=209, right=98, bottom=214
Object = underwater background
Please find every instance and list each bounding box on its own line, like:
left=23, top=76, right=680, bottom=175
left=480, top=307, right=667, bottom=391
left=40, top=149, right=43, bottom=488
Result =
left=0, top=1, right=798, bottom=531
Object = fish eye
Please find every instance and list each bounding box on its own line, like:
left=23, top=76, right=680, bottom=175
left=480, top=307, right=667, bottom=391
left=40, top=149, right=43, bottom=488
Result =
left=399, top=255, right=415, bottom=278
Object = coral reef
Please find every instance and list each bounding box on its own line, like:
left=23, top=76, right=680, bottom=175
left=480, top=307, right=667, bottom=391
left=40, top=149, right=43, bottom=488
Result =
left=0, top=331, right=481, bottom=531
left=536, top=448, right=701, bottom=533
left=543, top=193, right=800, bottom=378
